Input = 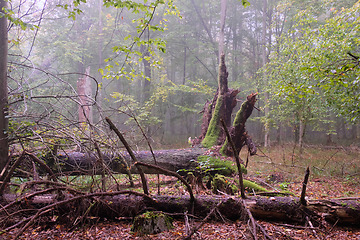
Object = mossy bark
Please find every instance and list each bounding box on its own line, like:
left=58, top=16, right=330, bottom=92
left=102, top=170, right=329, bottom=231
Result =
left=201, top=95, right=224, bottom=148
left=131, top=211, right=173, bottom=235
left=220, top=93, right=257, bottom=156
left=199, top=54, right=239, bottom=148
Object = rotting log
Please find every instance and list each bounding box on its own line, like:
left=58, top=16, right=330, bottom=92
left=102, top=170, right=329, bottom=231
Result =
left=20, top=148, right=206, bottom=176
left=2, top=193, right=360, bottom=226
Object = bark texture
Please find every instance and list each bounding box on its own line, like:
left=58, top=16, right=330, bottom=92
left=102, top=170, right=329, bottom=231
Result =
left=0, top=0, right=9, bottom=172
left=198, top=55, right=239, bottom=147
left=37, top=148, right=206, bottom=175
left=220, top=93, right=257, bottom=156
left=3, top=193, right=360, bottom=225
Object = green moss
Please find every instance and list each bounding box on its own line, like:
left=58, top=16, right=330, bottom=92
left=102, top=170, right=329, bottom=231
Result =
left=243, top=179, right=268, bottom=192
left=131, top=211, right=173, bottom=235
left=220, top=101, right=247, bottom=155
left=197, top=155, right=247, bottom=176
left=233, top=101, right=247, bottom=126
left=202, top=95, right=224, bottom=148
left=211, top=174, right=238, bottom=195
left=211, top=174, right=268, bottom=195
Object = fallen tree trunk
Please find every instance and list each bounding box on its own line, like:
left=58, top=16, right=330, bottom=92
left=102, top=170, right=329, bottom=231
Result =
left=37, top=148, right=206, bottom=175
left=3, top=193, right=360, bottom=226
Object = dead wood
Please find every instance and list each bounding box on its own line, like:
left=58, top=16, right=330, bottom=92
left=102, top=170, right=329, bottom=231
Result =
left=2, top=194, right=360, bottom=228
left=300, top=166, right=310, bottom=205
left=221, top=93, right=258, bottom=157
left=15, top=147, right=205, bottom=177
left=135, top=162, right=195, bottom=203
left=221, top=118, right=246, bottom=199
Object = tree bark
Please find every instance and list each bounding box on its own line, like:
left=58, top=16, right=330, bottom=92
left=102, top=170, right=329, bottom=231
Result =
left=200, top=55, right=239, bottom=148
left=219, top=0, right=227, bottom=59
left=0, top=0, right=9, bottom=172
left=262, top=0, right=270, bottom=148
left=36, top=148, right=206, bottom=175
left=3, top=193, right=360, bottom=225
left=220, top=93, right=257, bottom=156
left=77, top=66, right=92, bottom=128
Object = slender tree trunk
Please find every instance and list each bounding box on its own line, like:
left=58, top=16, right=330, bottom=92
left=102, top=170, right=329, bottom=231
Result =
left=262, top=0, right=270, bottom=148
left=77, top=66, right=92, bottom=128
left=190, top=0, right=218, bottom=59
left=298, top=117, right=306, bottom=155
left=183, top=35, right=187, bottom=85
left=96, top=0, right=103, bottom=123
left=0, top=0, right=9, bottom=172
left=219, top=0, right=227, bottom=58
left=141, top=45, right=151, bottom=103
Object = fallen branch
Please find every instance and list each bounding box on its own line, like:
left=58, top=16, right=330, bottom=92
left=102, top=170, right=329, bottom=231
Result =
left=134, top=161, right=195, bottom=204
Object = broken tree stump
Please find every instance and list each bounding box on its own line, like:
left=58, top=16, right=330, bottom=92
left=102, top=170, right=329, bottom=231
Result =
left=131, top=211, right=173, bottom=235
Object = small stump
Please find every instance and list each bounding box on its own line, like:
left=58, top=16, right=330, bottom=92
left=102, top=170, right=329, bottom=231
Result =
left=131, top=211, right=173, bottom=235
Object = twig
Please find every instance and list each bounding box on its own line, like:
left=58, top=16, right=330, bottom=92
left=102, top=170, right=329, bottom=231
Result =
left=126, top=107, right=161, bottom=195
left=306, top=216, right=320, bottom=240
left=25, top=151, right=57, bottom=181
left=10, top=190, right=153, bottom=238
left=243, top=199, right=274, bottom=240
left=105, top=117, right=135, bottom=187
left=183, top=200, right=225, bottom=240
left=134, top=162, right=194, bottom=204
left=0, top=152, right=25, bottom=196
left=94, top=142, right=107, bottom=192
left=220, top=118, right=246, bottom=199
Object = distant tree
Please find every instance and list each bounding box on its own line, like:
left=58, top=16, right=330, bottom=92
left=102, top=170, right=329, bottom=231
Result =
left=263, top=1, right=360, bottom=147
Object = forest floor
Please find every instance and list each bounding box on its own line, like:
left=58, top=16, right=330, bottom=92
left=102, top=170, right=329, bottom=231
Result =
left=3, top=144, right=360, bottom=239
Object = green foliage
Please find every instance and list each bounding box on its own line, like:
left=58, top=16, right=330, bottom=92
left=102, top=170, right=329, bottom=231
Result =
left=279, top=181, right=290, bottom=190
left=110, top=92, right=161, bottom=127
left=1, top=8, right=38, bottom=31
left=262, top=1, right=360, bottom=128
left=240, top=0, right=250, bottom=8
left=8, top=120, right=35, bottom=142
left=101, top=0, right=180, bottom=82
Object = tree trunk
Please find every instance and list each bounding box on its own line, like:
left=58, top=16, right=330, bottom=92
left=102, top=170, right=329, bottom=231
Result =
left=77, top=66, right=92, bottom=128
left=220, top=93, right=257, bottom=156
left=200, top=55, right=239, bottom=148
left=0, top=0, right=9, bottom=172
left=31, top=148, right=206, bottom=175
left=219, top=0, right=227, bottom=58
left=262, top=0, right=270, bottom=148
left=141, top=45, right=151, bottom=103
left=4, top=193, right=360, bottom=226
